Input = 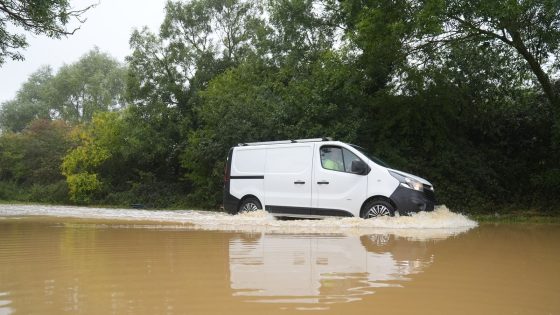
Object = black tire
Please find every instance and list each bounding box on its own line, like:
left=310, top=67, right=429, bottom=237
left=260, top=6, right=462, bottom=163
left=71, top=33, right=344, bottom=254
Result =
left=238, top=197, right=262, bottom=214
left=361, top=199, right=395, bottom=219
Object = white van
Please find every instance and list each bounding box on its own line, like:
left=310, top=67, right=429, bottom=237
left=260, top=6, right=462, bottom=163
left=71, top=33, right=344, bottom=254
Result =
left=223, top=138, right=435, bottom=218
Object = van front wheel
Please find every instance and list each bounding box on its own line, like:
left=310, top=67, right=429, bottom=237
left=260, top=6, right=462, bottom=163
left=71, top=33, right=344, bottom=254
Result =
left=362, top=200, right=395, bottom=219
left=238, top=197, right=262, bottom=214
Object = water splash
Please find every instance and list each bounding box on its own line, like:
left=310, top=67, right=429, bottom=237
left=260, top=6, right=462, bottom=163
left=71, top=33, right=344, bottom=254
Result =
left=0, top=204, right=477, bottom=238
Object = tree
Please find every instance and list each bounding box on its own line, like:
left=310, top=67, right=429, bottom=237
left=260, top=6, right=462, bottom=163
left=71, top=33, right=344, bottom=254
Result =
left=0, top=119, right=72, bottom=188
left=0, top=66, right=53, bottom=132
left=0, top=0, right=95, bottom=65
left=338, top=0, right=413, bottom=92
left=266, top=0, right=340, bottom=64
left=50, top=48, right=127, bottom=123
left=0, top=49, right=126, bottom=130
left=18, top=119, right=72, bottom=184
left=339, top=0, right=560, bottom=110
left=408, top=0, right=560, bottom=113
left=61, top=112, right=121, bottom=203
left=127, top=0, right=263, bottom=119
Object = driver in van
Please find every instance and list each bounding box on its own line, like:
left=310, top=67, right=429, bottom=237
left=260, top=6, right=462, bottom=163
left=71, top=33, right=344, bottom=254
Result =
left=321, top=148, right=344, bottom=171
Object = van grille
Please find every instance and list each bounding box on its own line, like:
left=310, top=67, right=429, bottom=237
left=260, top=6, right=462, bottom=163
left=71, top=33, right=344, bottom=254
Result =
left=423, top=186, right=436, bottom=202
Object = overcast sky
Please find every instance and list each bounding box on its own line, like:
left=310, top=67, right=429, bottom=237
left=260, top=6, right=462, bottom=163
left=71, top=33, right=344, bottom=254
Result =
left=0, top=0, right=168, bottom=103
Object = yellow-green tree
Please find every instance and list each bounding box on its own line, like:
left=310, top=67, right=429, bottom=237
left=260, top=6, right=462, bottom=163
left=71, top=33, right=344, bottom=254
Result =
left=61, top=112, right=122, bottom=203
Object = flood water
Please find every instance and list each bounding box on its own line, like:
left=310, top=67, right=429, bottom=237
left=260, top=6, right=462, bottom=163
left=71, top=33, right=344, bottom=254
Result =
left=0, top=205, right=559, bottom=314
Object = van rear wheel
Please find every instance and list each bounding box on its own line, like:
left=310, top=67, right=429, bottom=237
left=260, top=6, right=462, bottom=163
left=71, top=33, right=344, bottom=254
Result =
left=362, top=200, right=395, bottom=219
left=238, top=197, right=262, bottom=214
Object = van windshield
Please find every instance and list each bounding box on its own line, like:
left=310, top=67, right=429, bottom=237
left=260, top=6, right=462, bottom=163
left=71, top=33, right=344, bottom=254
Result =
left=349, top=144, right=391, bottom=168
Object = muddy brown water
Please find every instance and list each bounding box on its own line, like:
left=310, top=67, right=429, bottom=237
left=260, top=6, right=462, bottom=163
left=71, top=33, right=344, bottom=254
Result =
left=0, top=205, right=559, bottom=314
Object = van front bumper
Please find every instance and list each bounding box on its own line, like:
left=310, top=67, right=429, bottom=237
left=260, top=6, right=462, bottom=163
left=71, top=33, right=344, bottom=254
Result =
left=389, top=186, right=436, bottom=215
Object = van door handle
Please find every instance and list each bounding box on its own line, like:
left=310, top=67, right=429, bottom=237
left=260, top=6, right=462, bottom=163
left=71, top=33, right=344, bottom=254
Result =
left=294, top=180, right=305, bottom=184
left=317, top=181, right=329, bottom=185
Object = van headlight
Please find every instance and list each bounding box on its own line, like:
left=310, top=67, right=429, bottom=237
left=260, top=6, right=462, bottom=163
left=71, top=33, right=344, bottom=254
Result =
left=388, top=170, right=423, bottom=191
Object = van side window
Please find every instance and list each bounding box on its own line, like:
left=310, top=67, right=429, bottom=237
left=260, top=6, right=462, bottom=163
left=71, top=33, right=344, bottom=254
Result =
left=342, top=148, right=361, bottom=173
left=320, top=146, right=344, bottom=171
left=321, top=146, right=365, bottom=174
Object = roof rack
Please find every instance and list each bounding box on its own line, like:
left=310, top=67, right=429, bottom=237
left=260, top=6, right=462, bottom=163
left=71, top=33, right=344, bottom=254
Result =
left=238, top=137, right=333, bottom=146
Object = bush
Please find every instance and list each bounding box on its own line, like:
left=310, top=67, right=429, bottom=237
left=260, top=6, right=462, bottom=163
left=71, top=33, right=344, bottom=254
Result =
left=102, top=181, right=191, bottom=209
left=0, top=181, right=26, bottom=201
left=28, top=181, right=69, bottom=204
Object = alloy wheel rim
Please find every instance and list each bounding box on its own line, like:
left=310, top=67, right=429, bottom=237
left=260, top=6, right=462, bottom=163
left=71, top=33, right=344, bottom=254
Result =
left=366, top=204, right=390, bottom=218
left=241, top=202, right=259, bottom=212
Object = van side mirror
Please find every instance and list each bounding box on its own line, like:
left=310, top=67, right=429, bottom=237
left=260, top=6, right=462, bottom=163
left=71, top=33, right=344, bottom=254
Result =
left=351, top=160, right=368, bottom=175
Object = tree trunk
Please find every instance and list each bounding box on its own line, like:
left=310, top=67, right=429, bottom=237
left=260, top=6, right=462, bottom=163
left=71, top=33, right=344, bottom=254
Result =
left=508, top=30, right=559, bottom=116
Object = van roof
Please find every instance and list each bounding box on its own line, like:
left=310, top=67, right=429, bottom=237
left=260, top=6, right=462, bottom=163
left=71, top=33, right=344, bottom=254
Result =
left=237, top=138, right=333, bottom=147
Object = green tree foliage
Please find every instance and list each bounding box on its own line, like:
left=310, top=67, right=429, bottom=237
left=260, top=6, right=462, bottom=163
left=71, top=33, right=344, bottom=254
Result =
left=385, top=0, right=560, bottom=113
left=1, top=0, right=559, bottom=213
left=452, top=0, right=560, bottom=111
left=0, top=66, right=53, bottom=132
left=59, top=109, right=192, bottom=206
left=0, top=119, right=72, bottom=202
left=0, top=119, right=71, bottom=184
left=0, top=0, right=95, bottom=65
left=127, top=0, right=263, bottom=121
left=266, top=0, right=338, bottom=62
left=61, top=112, right=118, bottom=203
left=50, top=48, right=127, bottom=123
left=0, top=48, right=127, bottom=132
left=339, top=0, right=413, bottom=91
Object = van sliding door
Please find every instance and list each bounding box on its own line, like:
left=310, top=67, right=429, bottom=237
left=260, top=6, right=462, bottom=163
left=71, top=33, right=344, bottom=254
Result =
left=264, top=144, right=313, bottom=215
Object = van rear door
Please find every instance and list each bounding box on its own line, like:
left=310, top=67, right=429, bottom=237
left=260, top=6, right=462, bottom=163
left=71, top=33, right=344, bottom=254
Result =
left=264, top=144, right=313, bottom=215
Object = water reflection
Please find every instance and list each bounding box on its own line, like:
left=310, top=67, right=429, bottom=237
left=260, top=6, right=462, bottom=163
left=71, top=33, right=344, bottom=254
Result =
left=0, top=292, right=13, bottom=315
left=229, top=230, right=456, bottom=305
